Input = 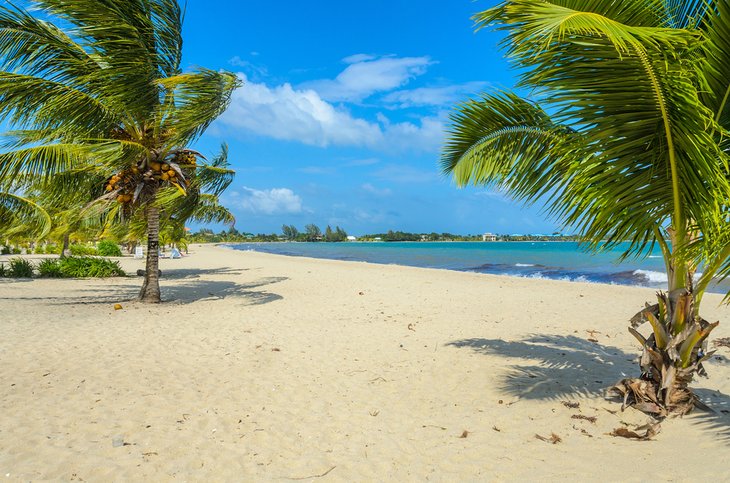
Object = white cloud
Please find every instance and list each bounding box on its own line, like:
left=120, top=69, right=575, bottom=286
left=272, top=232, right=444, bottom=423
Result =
left=342, top=53, right=377, bottom=64
left=233, top=187, right=303, bottom=215
left=219, top=74, right=443, bottom=152
left=383, top=82, right=490, bottom=108
left=381, top=115, right=444, bottom=153
left=301, top=55, right=434, bottom=102
left=361, top=183, right=392, bottom=196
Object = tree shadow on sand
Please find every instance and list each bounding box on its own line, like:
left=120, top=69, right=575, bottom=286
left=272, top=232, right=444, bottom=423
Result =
left=155, top=267, right=250, bottom=280
left=447, top=335, right=730, bottom=442
left=161, top=276, right=287, bottom=304
left=2, top=276, right=287, bottom=306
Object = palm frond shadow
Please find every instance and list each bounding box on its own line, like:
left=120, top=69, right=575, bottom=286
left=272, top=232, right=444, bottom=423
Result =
left=447, top=335, right=730, bottom=442
left=689, top=388, right=730, bottom=443
left=1, top=276, right=287, bottom=306
left=447, top=335, right=636, bottom=401
left=161, top=276, right=287, bottom=304
left=156, top=266, right=249, bottom=280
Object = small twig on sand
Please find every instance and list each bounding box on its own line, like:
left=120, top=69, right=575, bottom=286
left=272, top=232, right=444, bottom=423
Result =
left=284, top=466, right=336, bottom=480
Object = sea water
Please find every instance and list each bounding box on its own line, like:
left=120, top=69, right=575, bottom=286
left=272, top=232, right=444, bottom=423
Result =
left=226, top=241, right=729, bottom=294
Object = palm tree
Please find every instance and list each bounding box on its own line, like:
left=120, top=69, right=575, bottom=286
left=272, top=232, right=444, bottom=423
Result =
left=0, top=0, right=240, bottom=302
left=442, top=0, right=730, bottom=417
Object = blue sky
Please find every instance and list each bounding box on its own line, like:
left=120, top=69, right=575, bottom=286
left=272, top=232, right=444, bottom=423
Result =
left=181, top=0, right=563, bottom=236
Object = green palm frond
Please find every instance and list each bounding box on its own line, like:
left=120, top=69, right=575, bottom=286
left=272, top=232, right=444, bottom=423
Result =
left=0, top=142, right=121, bottom=180
left=442, top=91, right=582, bottom=204
left=700, top=0, right=730, bottom=127
left=663, top=0, right=711, bottom=29
left=0, top=191, right=51, bottom=238
left=158, top=69, right=241, bottom=144
left=188, top=193, right=235, bottom=226
left=192, top=143, right=235, bottom=196
left=0, top=3, right=102, bottom=83
left=0, top=72, right=116, bottom=135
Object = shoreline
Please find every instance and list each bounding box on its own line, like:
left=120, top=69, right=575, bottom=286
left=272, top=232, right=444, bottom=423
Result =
left=1, top=244, right=729, bottom=480
left=220, top=242, right=727, bottom=295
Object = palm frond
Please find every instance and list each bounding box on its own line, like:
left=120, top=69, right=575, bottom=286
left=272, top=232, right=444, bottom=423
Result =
left=0, top=3, right=101, bottom=83
left=0, top=142, right=121, bottom=181
left=700, top=0, right=730, bottom=127
left=442, top=91, right=582, bottom=203
left=188, top=193, right=235, bottom=226
left=191, top=143, right=235, bottom=196
left=158, top=69, right=241, bottom=144
left=0, top=191, right=52, bottom=238
left=0, top=72, right=116, bottom=136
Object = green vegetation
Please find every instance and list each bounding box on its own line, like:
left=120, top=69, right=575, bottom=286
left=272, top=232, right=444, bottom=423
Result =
left=7, top=258, right=34, bottom=278
left=442, top=0, right=730, bottom=417
left=55, top=257, right=126, bottom=278
left=184, top=227, right=581, bottom=243
left=97, top=241, right=123, bottom=257
left=69, top=244, right=98, bottom=257
left=2, top=256, right=125, bottom=278
left=37, top=259, right=64, bottom=278
left=0, top=1, right=238, bottom=302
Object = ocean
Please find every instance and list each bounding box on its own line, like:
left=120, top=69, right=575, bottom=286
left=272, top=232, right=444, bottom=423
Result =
left=226, top=241, right=729, bottom=294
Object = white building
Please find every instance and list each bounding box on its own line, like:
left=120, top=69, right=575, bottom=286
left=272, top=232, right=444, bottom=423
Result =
left=347, top=235, right=357, bottom=241
left=482, top=232, right=497, bottom=241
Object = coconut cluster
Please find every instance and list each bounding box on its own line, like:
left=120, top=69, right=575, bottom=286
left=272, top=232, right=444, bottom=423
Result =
left=105, top=168, right=139, bottom=204
left=105, top=156, right=191, bottom=205
left=174, top=151, right=197, bottom=166
left=146, top=161, right=180, bottom=182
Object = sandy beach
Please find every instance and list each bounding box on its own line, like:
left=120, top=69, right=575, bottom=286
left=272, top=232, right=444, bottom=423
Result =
left=1, top=244, right=729, bottom=481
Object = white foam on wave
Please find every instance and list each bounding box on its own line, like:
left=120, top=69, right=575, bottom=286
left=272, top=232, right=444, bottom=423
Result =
left=633, top=269, right=668, bottom=283
left=515, top=263, right=535, bottom=267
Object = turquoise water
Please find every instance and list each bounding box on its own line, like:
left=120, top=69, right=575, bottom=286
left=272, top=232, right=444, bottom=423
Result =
left=226, top=241, right=728, bottom=293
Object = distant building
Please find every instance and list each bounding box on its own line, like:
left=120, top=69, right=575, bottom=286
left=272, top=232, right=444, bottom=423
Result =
left=347, top=235, right=357, bottom=241
left=482, top=232, right=497, bottom=241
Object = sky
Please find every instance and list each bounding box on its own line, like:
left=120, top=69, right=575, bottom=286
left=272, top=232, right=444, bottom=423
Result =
left=180, top=0, right=563, bottom=236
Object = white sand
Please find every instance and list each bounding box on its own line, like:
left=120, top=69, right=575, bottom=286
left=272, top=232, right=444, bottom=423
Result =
left=1, top=244, right=729, bottom=481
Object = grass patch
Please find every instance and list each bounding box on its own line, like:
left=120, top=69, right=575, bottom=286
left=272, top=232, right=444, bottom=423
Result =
left=8, top=258, right=34, bottom=278
left=37, top=259, right=64, bottom=278
left=97, top=240, right=122, bottom=257
left=58, top=256, right=126, bottom=278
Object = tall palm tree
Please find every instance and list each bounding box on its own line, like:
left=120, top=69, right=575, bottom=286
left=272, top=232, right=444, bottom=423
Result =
left=0, top=0, right=240, bottom=302
left=442, top=0, right=730, bottom=416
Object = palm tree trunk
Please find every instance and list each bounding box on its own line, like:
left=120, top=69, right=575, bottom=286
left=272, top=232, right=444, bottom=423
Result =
left=61, top=232, right=71, bottom=258
left=139, top=204, right=161, bottom=303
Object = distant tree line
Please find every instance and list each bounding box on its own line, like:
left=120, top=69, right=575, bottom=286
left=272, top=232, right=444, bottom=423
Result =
left=185, top=227, right=582, bottom=244
left=186, top=224, right=349, bottom=243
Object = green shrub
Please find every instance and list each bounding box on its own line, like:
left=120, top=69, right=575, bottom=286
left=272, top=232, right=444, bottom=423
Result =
left=69, top=244, right=98, bottom=256
left=34, top=245, right=45, bottom=254
left=0, top=263, right=6, bottom=277
left=1, top=246, right=10, bottom=255
left=11, top=247, right=21, bottom=254
left=8, top=258, right=34, bottom=277
left=97, top=240, right=122, bottom=257
left=38, top=259, right=64, bottom=278
left=44, top=245, right=59, bottom=255
left=58, top=256, right=125, bottom=278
